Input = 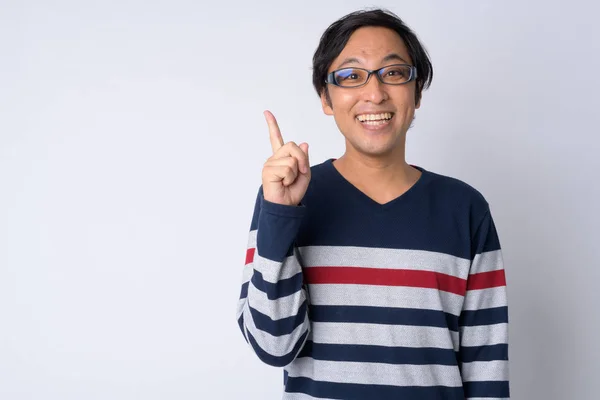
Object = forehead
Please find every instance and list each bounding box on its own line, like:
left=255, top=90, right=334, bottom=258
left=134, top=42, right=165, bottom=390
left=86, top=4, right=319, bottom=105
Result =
left=332, top=26, right=411, bottom=68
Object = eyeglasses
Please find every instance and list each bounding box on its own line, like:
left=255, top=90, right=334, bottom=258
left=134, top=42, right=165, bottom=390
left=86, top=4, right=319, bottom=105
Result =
left=325, top=64, right=417, bottom=88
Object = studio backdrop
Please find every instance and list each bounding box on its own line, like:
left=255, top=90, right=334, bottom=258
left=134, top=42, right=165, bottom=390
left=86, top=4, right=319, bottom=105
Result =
left=1, top=0, right=598, bottom=399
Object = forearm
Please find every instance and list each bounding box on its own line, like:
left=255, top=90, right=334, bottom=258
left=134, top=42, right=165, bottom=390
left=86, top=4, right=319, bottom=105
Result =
left=237, top=193, right=310, bottom=367
left=239, top=247, right=310, bottom=366
left=460, top=211, right=510, bottom=398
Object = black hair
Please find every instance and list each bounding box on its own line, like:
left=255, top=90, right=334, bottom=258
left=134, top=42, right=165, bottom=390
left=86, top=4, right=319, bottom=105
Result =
left=312, top=8, right=433, bottom=107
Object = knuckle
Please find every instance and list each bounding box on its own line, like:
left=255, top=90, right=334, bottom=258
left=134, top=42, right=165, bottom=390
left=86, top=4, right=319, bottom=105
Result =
left=286, top=157, right=297, bottom=167
left=284, top=165, right=296, bottom=177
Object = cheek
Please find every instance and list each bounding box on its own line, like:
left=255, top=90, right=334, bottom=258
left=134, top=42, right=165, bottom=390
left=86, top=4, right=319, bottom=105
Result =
left=392, top=86, right=415, bottom=103
left=393, top=92, right=418, bottom=116
left=330, top=92, right=358, bottom=120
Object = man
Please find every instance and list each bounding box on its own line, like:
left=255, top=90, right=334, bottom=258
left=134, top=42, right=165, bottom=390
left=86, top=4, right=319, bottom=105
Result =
left=237, top=8, right=509, bottom=400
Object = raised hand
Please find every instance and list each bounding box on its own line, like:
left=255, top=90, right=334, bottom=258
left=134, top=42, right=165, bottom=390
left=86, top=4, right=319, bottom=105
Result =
left=261, top=110, right=311, bottom=206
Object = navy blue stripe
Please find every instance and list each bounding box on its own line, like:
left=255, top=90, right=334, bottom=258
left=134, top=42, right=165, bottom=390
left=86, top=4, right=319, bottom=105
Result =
left=460, top=306, right=508, bottom=327
left=239, top=281, right=249, bottom=299
left=246, top=328, right=309, bottom=367
left=251, top=270, right=303, bottom=300
left=461, top=343, right=508, bottom=363
left=297, top=340, right=459, bottom=366
left=249, top=301, right=307, bottom=336
left=285, top=376, right=466, bottom=400
left=463, top=380, right=510, bottom=398
left=310, top=305, right=459, bottom=331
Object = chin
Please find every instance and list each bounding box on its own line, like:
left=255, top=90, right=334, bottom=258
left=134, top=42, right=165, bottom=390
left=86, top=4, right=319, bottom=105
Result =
left=349, top=141, right=398, bottom=158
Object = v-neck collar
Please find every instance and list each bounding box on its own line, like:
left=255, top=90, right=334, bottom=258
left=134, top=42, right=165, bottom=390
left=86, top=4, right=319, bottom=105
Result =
left=323, top=158, right=431, bottom=210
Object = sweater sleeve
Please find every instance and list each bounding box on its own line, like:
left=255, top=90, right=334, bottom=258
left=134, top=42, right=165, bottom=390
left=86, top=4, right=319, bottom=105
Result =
left=236, top=186, right=311, bottom=367
left=459, top=209, right=510, bottom=399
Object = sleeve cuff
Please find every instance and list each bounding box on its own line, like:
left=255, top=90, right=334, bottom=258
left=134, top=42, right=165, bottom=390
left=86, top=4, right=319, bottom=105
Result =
left=260, top=194, right=307, bottom=219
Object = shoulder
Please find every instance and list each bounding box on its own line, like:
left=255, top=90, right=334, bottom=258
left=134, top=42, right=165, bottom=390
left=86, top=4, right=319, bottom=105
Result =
left=426, top=168, right=488, bottom=202
left=308, top=158, right=333, bottom=176
left=304, top=158, right=337, bottom=190
left=420, top=166, right=491, bottom=218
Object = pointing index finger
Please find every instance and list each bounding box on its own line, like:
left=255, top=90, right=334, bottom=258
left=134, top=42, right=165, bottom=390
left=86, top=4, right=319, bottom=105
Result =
left=264, top=110, right=284, bottom=154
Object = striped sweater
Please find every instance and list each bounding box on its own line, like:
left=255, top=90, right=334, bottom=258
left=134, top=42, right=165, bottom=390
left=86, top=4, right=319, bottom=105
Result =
left=237, top=158, right=509, bottom=399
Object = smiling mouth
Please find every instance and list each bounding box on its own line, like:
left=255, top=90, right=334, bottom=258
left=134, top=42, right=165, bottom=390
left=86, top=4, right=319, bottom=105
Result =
left=356, top=112, right=394, bottom=126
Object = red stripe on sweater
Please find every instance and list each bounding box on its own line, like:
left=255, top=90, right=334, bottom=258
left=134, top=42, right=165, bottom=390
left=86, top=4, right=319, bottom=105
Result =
left=467, top=269, right=506, bottom=290
left=245, top=248, right=255, bottom=265
left=303, top=266, right=467, bottom=296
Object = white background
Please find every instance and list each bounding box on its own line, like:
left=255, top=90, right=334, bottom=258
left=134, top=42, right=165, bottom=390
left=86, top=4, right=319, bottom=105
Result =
left=1, top=0, right=599, bottom=399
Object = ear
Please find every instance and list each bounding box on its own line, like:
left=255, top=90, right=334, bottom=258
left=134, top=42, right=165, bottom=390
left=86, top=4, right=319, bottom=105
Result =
left=415, top=87, right=422, bottom=109
left=320, top=90, right=334, bottom=115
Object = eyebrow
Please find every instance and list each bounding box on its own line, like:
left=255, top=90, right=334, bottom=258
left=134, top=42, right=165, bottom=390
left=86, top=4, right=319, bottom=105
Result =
left=336, top=53, right=410, bottom=69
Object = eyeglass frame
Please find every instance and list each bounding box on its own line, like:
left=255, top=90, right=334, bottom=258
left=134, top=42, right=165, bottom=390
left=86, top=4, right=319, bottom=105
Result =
left=324, top=63, right=418, bottom=88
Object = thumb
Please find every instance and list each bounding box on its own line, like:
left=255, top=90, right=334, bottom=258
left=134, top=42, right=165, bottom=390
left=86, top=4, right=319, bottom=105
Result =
left=299, top=142, right=309, bottom=155
left=299, top=143, right=310, bottom=174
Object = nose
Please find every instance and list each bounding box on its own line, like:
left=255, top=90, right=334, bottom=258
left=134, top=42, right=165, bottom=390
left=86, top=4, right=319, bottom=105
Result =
left=360, top=74, right=388, bottom=104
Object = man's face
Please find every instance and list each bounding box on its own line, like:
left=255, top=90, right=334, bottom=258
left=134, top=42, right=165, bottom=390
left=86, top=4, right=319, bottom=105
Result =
left=321, top=26, right=420, bottom=159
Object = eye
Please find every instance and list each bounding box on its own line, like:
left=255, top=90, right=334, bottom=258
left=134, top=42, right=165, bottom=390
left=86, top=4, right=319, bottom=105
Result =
left=386, top=68, right=405, bottom=77
left=336, top=69, right=361, bottom=81
left=380, top=65, right=412, bottom=84
left=332, top=68, right=368, bottom=87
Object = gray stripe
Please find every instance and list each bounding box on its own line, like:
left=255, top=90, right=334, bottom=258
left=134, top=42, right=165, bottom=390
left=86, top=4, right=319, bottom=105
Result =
left=252, top=252, right=303, bottom=283
left=286, top=358, right=463, bottom=387
left=312, top=321, right=458, bottom=350
left=462, top=286, right=507, bottom=311
left=299, top=245, right=470, bottom=278
left=471, top=250, right=504, bottom=274
left=247, top=229, right=257, bottom=248
left=308, top=284, right=464, bottom=316
left=236, top=298, right=244, bottom=320
left=282, top=392, right=337, bottom=400
left=461, top=323, right=508, bottom=347
left=240, top=262, right=254, bottom=284
left=461, top=360, right=509, bottom=382
left=251, top=235, right=503, bottom=277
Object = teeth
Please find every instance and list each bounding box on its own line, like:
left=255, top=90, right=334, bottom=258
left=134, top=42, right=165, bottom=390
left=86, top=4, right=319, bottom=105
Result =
left=356, top=112, right=393, bottom=122
left=362, top=120, right=388, bottom=126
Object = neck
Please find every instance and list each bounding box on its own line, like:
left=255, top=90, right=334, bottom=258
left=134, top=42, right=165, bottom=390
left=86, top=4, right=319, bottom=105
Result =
left=332, top=144, right=421, bottom=204
left=335, top=144, right=415, bottom=184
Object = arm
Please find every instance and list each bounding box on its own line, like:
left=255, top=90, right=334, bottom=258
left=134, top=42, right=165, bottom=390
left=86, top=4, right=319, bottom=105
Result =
left=236, top=186, right=310, bottom=367
left=459, top=209, right=510, bottom=399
